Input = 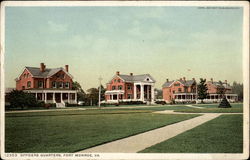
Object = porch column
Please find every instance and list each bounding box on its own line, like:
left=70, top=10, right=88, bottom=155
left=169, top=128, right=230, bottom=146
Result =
left=44, top=92, right=47, bottom=103
left=147, top=85, right=150, bottom=100
left=140, top=84, right=144, bottom=101
left=111, top=94, right=113, bottom=100
left=53, top=92, right=55, bottom=103
left=35, top=93, right=37, bottom=99
left=75, top=93, right=77, bottom=103
left=151, top=85, right=154, bottom=102
left=68, top=93, right=70, bottom=103
left=42, top=93, right=44, bottom=101
left=117, top=93, right=119, bottom=102
left=60, top=92, right=63, bottom=103
left=134, top=84, right=137, bottom=100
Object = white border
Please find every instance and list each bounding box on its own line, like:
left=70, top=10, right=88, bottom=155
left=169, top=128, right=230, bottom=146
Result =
left=0, top=1, right=249, bottom=160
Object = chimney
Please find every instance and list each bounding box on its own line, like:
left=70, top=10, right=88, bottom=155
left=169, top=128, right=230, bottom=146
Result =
left=130, top=73, right=133, bottom=76
left=192, top=78, right=195, bottom=81
left=116, top=71, right=120, bottom=75
left=40, top=63, right=45, bottom=72
left=183, top=77, right=186, bottom=82
left=65, top=65, right=69, bottom=72
left=166, top=78, right=169, bottom=82
left=180, top=78, right=183, bottom=81
left=225, top=80, right=227, bottom=84
left=211, top=78, right=213, bottom=83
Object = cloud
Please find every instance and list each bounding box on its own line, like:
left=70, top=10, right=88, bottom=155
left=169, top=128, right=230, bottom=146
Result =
left=47, top=21, right=68, bottom=32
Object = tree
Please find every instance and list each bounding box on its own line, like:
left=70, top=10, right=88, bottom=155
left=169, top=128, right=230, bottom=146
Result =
left=197, top=78, right=208, bottom=103
left=86, top=88, right=99, bottom=106
left=155, top=88, right=163, bottom=99
left=7, top=90, right=37, bottom=109
left=72, top=81, right=86, bottom=101
left=232, top=81, right=243, bottom=101
left=97, top=85, right=106, bottom=101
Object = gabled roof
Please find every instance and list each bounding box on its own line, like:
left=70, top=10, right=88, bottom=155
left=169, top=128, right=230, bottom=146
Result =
left=162, top=79, right=196, bottom=88
left=207, top=81, right=232, bottom=89
left=17, top=67, right=73, bottom=79
left=109, top=74, right=156, bottom=83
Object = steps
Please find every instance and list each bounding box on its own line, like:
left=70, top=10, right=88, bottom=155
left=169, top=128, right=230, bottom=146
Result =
left=56, top=102, right=65, bottom=108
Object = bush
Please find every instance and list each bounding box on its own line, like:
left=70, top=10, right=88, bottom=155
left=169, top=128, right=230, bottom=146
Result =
left=155, top=100, right=166, bottom=105
left=8, top=90, right=38, bottom=109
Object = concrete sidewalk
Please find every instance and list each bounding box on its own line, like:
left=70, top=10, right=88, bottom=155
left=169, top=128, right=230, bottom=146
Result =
left=77, top=113, right=221, bottom=153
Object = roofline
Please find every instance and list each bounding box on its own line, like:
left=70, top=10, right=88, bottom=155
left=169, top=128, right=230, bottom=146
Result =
left=16, top=67, right=34, bottom=81
left=47, top=68, right=73, bottom=79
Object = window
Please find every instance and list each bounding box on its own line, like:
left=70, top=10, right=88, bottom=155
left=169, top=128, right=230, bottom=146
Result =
left=65, top=82, right=70, bottom=88
left=174, top=83, right=180, bottom=86
left=128, top=94, right=132, bottom=99
left=27, top=81, right=31, bottom=88
left=52, top=81, right=56, bottom=88
left=127, top=86, right=131, bottom=90
left=23, top=74, right=26, bottom=78
left=38, top=81, right=43, bottom=88
left=178, top=88, right=182, bottom=92
left=22, top=86, right=25, bottom=90
left=118, top=85, right=122, bottom=90
left=112, top=86, right=116, bottom=90
left=114, top=79, right=116, bottom=83
left=173, top=90, right=175, bottom=94
left=118, top=79, right=120, bottom=83
left=59, top=82, right=63, bottom=88
left=60, top=74, right=65, bottom=79
left=146, top=78, right=149, bottom=81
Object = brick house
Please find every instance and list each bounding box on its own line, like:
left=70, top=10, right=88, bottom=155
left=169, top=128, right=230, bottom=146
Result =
left=15, top=63, right=77, bottom=107
left=162, top=77, right=238, bottom=103
left=162, top=77, right=197, bottom=103
left=105, top=71, right=156, bottom=103
left=206, top=78, right=238, bottom=102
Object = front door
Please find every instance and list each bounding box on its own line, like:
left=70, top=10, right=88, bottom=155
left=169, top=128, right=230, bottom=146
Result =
left=55, top=93, right=61, bottom=103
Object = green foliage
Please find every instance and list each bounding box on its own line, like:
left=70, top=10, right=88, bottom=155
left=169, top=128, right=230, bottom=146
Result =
left=72, top=81, right=86, bottom=101
left=7, top=90, right=38, bottom=109
left=218, top=97, right=231, bottom=108
left=197, top=78, right=208, bottom=103
left=216, top=80, right=226, bottom=97
left=155, top=88, right=163, bottom=99
left=232, top=81, right=243, bottom=101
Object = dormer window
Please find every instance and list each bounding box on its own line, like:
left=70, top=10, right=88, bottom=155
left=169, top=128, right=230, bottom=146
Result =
left=118, top=79, right=120, bottom=83
left=146, top=78, right=149, bottom=81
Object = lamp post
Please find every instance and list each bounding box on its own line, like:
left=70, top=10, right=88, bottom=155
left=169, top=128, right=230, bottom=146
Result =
left=98, top=76, right=103, bottom=108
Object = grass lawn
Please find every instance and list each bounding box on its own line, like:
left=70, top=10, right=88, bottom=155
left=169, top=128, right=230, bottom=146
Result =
left=5, top=110, right=199, bottom=153
left=140, top=114, right=243, bottom=153
left=175, top=103, right=243, bottom=113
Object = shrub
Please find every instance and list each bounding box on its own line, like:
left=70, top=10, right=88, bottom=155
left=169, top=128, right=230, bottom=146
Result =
left=8, top=90, right=38, bottom=109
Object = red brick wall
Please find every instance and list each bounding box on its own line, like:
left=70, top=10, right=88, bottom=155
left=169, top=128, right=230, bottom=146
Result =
left=105, top=76, right=135, bottom=100
left=162, top=81, right=195, bottom=102
left=16, top=69, right=34, bottom=90
left=16, top=69, right=73, bottom=90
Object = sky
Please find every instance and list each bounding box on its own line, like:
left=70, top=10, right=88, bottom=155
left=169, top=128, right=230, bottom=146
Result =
left=5, top=6, right=243, bottom=90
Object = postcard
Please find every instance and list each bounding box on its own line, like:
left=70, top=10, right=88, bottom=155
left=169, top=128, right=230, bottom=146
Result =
left=0, top=1, right=249, bottom=160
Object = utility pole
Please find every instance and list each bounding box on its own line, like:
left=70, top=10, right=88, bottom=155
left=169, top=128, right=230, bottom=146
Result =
left=98, top=76, right=103, bottom=108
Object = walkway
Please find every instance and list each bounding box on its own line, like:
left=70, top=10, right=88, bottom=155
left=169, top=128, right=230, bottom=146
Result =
left=77, top=113, right=221, bottom=153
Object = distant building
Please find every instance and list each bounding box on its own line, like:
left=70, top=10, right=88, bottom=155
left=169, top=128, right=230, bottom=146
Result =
left=105, top=71, right=156, bottom=103
left=162, top=77, right=197, bottom=103
left=15, top=63, right=77, bottom=107
left=162, top=77, right=238, bottom=103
